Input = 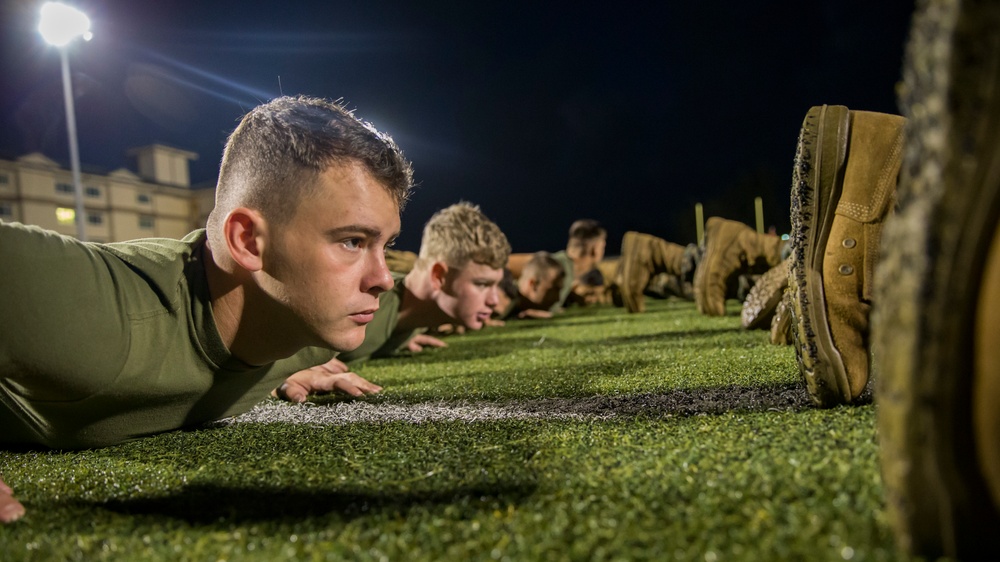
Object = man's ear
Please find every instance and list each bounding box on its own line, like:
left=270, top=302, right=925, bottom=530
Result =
left=430, top=261, right=449, bottom=291
left=526, top=275, right=540, bottom=296
left=223, top=207, right=268, bottom=272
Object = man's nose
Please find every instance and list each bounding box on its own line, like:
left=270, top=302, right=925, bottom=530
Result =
left=365, top=250, right=394, bottom=294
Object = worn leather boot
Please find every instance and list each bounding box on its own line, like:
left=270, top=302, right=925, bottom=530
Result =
left=788, top=105, right=905, bottom=407
left=693, top=217, right=785, bottom=316
left=616, top=231, right=685, bottom=313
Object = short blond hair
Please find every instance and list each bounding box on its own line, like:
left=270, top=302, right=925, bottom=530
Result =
left=416, top=202, right=511, bottom=270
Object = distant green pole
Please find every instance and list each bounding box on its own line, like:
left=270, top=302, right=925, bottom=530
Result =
left=695, top=203, right=704, bottom=245
left=754, top=197, right=764, bottom=234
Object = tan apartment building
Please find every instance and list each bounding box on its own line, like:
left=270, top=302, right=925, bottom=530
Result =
left=0, top=144, right=215, bottom=243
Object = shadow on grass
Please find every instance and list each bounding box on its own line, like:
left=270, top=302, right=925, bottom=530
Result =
left=509, top=381, right=826, bottom=418
left=90, top=480, right=537, bottom=524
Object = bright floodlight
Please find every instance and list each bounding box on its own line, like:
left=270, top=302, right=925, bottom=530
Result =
left=38, top=2, right=92, bottom=47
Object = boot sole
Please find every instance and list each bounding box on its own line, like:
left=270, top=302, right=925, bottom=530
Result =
left=769, top=293, right=793, bottom=345
left=741, top=258, right=790, bottom=330
left=788, top=104, right=852, bottom=407
left=873, top=0, right=1000, bottom=557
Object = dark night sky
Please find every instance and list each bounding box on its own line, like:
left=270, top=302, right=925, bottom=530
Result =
left=0, top=0, right=916, bottom=253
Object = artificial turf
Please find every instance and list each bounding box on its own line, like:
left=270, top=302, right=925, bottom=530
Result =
left=0, top=298, right=921, bottom=561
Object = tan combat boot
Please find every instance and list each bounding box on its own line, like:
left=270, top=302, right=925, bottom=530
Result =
left=692, top=217, right=785, bottom=316
left=787, top=105, right=905, bottom=407
left=616, top=231, right=686, bottom=313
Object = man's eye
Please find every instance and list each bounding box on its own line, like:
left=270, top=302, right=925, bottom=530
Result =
left=343, top=238, right=362, bottom=250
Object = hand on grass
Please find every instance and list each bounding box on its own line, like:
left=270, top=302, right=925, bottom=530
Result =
left=517, top=309, right=553, bottom=319
left=406, top=333, right=447, bottom=353
left=0, top=476, right=25, bottom=523
left=273, top=358, right=382, bottom=402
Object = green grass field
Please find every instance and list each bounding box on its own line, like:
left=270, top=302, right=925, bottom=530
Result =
left=0, top=298, right=917, bottom=561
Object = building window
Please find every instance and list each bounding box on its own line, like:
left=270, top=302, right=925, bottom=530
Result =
left=139, top=215, right=155, bottom=229
left=87, top=212, right=103, bottom=225
left=137, top=193, right=152, bottom=204
left=56, top=182, right=75, bottom=194
left=0, top=203, right=12, bottom=218
left=56, top=207, right=76, bottom=225
left=85, top=186, right=101, bottom=198
left=0, top=174, right=9, bottom=186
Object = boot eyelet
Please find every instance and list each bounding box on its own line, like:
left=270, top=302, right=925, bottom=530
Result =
left=838, top=264, right=854, bottom=275
left=842, top=238, right=857, bottom=249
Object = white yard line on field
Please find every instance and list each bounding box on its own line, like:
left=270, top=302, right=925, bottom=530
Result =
left=219, top=384, right=812, bottom=427
left=222, top=399, right=616, bottom=426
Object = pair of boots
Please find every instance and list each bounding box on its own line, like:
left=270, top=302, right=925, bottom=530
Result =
left=613, top=232, right=693, bottom=313
left=611, top=218, right=796, bottom=319
left=693, top=218, right=786, bottom=317
left=779, top=99, right=1000, bottom=560
left=613, top=225, right=785, bottom=315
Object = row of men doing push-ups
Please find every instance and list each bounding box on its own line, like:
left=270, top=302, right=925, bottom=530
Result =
left=0, top=94, right=812, bottom=482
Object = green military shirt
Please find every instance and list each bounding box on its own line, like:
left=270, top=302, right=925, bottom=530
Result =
left=0, top=222, right=335, bottom=449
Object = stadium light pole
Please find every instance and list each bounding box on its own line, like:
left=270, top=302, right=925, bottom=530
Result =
left=38, top=2, right=93, bottom=241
